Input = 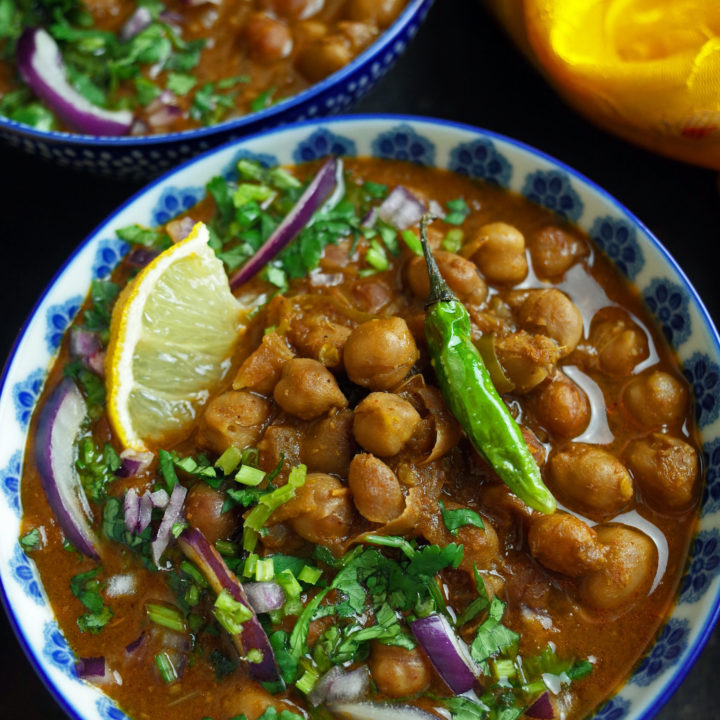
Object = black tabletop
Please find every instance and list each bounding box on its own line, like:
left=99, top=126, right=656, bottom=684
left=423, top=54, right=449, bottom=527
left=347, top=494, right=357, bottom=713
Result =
left=1, top=1, right=719, bottom=718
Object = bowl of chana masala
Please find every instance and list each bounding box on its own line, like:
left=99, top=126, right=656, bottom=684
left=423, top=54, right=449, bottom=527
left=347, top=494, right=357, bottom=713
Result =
left=0, top=1, right=432, bottom=178
left=3, top=117, right=719, bottom=720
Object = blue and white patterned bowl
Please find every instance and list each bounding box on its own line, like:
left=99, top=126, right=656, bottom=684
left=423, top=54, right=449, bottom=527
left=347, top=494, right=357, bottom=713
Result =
left=0, top=0, right=432, bottom=181
left=1, top=116, right=719, bottom=720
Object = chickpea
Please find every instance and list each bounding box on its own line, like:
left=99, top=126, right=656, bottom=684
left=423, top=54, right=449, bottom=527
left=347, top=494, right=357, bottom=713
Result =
left=272, top=0, right=324, bottom=20
left=233, top=330, right=294, bottom=395
left=296, top=35, right=352, bottom=82
left=353, top=392, right=421, bottom=457
left=274, top=473, right=354, bottom=545
left=625, top=433, right=698, bottom=510
left=579, top=524, right=657, bottom=612
left=456, top=520, right=501, bottom=572
left=513, top=288, right=584, bottom=357
left=186, top=484, right=238, bottom=544
left=528, top=372, right=590, bottom=438
left=199, top=391, right=271, bottom=455
left=244, top=15, right=293, bottom=63
left=274, top=358, right=347, bottom=420
left=529, top=225, right=588, bottom=279
left=589, top=307, right=649, bottom=376
left=291, top=319, right=351, bottom=369
left=494, top=331, right=560, bottom=393
left=348, top=454, right=405, bottom=523
left=369, top=643, right=431, bottom=697
left=623, top=370, right=687, bottom=428
left=471, top=222, right=528, bottom=285
left=528, top=513, right=607, bottom=577
left=301, top=409, right=355, bottom=476
left=344, top=317, right=419, bottom=390
left=405, top=251, right=487, bottom=306
left=547, top=444, right=634, bottom=520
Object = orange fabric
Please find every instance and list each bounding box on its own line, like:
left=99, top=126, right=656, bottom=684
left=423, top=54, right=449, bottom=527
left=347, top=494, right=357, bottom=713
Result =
left=485, top=0, right=720, bottom=168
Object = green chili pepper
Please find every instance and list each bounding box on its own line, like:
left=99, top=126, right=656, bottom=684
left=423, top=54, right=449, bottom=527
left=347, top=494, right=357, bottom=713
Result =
left=418, top=215, right=556, bottom=514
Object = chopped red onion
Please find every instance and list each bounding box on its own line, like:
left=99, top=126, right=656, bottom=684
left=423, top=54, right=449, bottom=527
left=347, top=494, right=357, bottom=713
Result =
left=117, top=449, right=154, bottom=477
left=17, top=28, right=133, bottom=136
left=120, top=7, right=152, bottom=41
left=151, top=483, right=187, bottom=564
left=86, top=349, right=106, bottom=377
left=229, top=157, right=341, bottom=289
left=410, top=613, right=478, bottom=694
left=125, top=631, right=147, bottom=655
left=126, top=247, right=160, bottom=268
left=310, top=666, right=370, bottom=707
left=327, top=702, right=437, bottom=720
left=76, top=656, right=107, bottom=680
left=138, top=491, right=154, bottom=535
left=69, top=328, right=100, bottom=360
left=244, top=582, right=285, bottom=614
left=378, top=186, right=427, bottom=230
left=166, top=216, right=196, bottom=244
left=183, top=0, right=221, bottom=6
left=319, top=157, right=346, bottom=215
left=150, top=488, right=169, bottom=509
left=361, top=207, right=378, bottom=228
left=158, top=10, right=185, bottom=24
left=526, top=692, right=554, bottom=719
left=309, top=269, right=344, bottom=287
left=124, top=488, right=140, bottom=533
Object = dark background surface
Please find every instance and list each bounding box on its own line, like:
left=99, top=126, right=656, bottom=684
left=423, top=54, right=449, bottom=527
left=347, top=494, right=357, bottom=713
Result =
left=1, top=1, right=718, bottom=718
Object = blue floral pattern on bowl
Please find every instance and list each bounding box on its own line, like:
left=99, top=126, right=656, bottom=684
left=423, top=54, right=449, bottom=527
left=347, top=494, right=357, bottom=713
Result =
left=42, top=622, right=76, bottom=679
left=0, top=450, right=22, bottom=516
left=522, top=169, right=583, bottom=222
left=643, top=278, right=691, bottom=346
left=10, top=543, right=43, bottom=604
left=702, top=438, right=720, bottom=516
left=371, top=123, right=435, bottom=165
left=292, top=128, right=357, bottom=163
left=12, top=368, right=44, bottom=430
left=592, top=696, right=631, bottom=720
left=152, top=186, right=205, bottom=225
left=92, top=238, right=129, bottom=279
left=97, top=698, right=130, bottom=720
left=448, top=138, right=512, bottom=187
left=590, top=216, right=644, bottom=280
left=683, top=352, right=720, bottom=428
left=679, top=530, right=720, bottom=604
left=45, top=296, right=82, bottom=353
left=630, top=619, right=689, bottom=687
left=222, top=149, right=279, bottom=180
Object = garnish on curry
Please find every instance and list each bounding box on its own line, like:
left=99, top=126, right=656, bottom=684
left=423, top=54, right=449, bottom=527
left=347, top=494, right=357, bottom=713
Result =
left=20, top=156, right=702, bottom=720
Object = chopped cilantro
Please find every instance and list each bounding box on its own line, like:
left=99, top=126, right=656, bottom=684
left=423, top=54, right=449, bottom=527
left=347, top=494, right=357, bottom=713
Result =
left=470, top=596, right=520, bottom=672
left=250, top=87, right=276, bottom=113
left=75, top=436, right=121, bottom=503
left=363, top=181, right=388, bottom=199
left=209, top=648, right=237, bottom=680
left=116, top=224, right=172, bottom=250
left=64, top=361, right=105, bottom=418
left=439, top=500, right=485, bottom=536
left=20, top=528, right=42, bottom=552
left=70, top=567, right=113, bottom=633
left=166, top=72, right=196, bottom=96
left=445, top=197, right=471, bottom=225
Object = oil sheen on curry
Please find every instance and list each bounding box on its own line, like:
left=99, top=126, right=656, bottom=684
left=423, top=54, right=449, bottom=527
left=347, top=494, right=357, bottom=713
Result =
left=0, top=0, right=408, bottom=134
left=20, top=156, right=702, bottom=720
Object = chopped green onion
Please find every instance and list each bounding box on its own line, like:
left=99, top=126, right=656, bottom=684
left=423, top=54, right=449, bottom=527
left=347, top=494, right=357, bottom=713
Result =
left=247, top=648, right=264, bottom=664
left=215, top=446, right=243, bottom=475
left=401, top=229, right=423, bottom=256
left=237, top=159, right=264, bottom=181
left=442, top=228, right=464, bottom=252
left=269, top=168, right=302, bottom=189
left=180, top=560, right=208, bottom=587
left=298, top=566, right=322, bottom=585
left=154, top=651, right=178, bottom=684
left=233, top=183, right=276, bottom=208
left=255, top=558, right=275, bottom=582
left=296, top=667, right=319, bottom=694
left=216, top=540, right=239, bottom=557
left=242, top=447, right=260, bottom=467
left=276, top=569, right=302, bottom=600
left=365, top=240, right=389, bottom=271
left=445, top=198, right=471, bottom=225
left=213, top=590, right=252, bottom=634
left=363, top=181, right=388, bottom=198
left=492, top=658, right=517, bottom=680
left=235, top=464, right=266, bottom=487
left=185, top=584, right=200, bottom=606
left=243, top=553, right=259, bottom=577
left=146, top=603, right=186, bottom=633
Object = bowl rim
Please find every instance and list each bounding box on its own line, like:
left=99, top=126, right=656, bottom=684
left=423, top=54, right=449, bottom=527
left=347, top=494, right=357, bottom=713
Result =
left=1, top=113, right=719, bottom=720
left=0, top=0, right=432, bottom=147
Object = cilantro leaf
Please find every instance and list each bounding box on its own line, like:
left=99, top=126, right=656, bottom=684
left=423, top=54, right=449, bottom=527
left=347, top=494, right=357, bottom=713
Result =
left=470, top=597, right=520, bottom=670
left=440, top=500, right=485, bottom=536
left=116, top=224, right=172, bottom=249
left=20, top=528, right=42, bottom=552
left=70, top=567, right=113, bottom=633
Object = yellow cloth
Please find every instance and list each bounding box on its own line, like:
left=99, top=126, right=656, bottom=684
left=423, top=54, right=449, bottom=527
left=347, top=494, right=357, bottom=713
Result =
left=485, top=0, right=720, bottom=169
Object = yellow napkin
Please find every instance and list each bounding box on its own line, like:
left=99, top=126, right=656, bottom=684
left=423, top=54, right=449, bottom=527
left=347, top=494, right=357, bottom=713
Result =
left=486, top=0, right=720, bottom=169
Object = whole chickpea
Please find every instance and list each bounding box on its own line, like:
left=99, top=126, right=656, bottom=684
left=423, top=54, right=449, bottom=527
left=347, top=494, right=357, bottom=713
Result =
left=344, top=317, right=419, bottom=390
left=528, top=372, right=590, bottom=438
left=579, top=524, right=657, bottom=612
left=199, top=391, right=271, bottom=455
left=494, top=331, right=560, bottom=393
left=272, top=0, right=324, bottom=20
left=405, top=251, right=487, bottom=306
left=274, top=358, right=347, bottom=420
left=623, top=370, right=687, bottom=428
left=301, top=409, right=355, bottom=476
left=186, top=484, right=238, bottom=544
left=353, top=392, right=421, bottom=457
left=589, top=307, right=649, bottom=376
left=244, top=14, right=293, bottom=63
left=296, top=35, right=352, bottom=82
left=345, top=0, right=407, bottom=27
left=547, top=443, right=634, bottom=520
left=471, top=222, right=528, bottom=285
left=528, top=225, right=588, bottom=279
left=348, top=453, right=405, bottom=523
left=369, top=643, right=431, bottom=697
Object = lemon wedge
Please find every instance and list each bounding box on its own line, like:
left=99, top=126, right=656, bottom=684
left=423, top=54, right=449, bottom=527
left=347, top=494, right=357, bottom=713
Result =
left=106, top=222, right=242, bottom=451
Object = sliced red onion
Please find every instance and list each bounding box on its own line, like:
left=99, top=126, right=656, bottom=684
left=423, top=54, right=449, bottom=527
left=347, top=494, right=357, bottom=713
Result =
left=151, top=484, right=186, bottom=562
left=146, top=91, right=182, bottom=129
left=166, top=216, right=196, bottom=244
left=158, top=10, right=185, bottom=24
left=410, top=613, right=478, bottom=694
left=377, top=186, right=427, bottom=230
left=69, top=328, right=100, bottom=360
left=184, top=0, right=221, bottom=6
left=319, top=157, right=346, bottom=215
left=526, top=692, right=554, bottom=719
left=126, top=246, right=160, bottom=268
left=124, top=488, right=140, bottom=533
left=125, top=631, right=147, bottom=655
left=310, top=666, right=370, bottom=707
left=86, top=349, right=106, bottom=377
left=17, top=28, right=133, bottom=136
left=177, top=527, right=281, bottom=684
left=120, top=7, right=152, bottom=41
left=150, top=488, right=169, bottom=509
left=35, top=378, right=98, bottom=559
left=138, top=491, right=154, bottom=534
left=309, top=268, right=344, bottom=287
left=76, top=656, right=107, bottom=680
left=327, top=702, right=437, bottom=720
left=244, top=582, right=285, bottom=614
left=229, top=157, right=341, bottom=289
left=116, top=448, right=154, bottom=477
left=361, top=207, right=378, bottom=228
